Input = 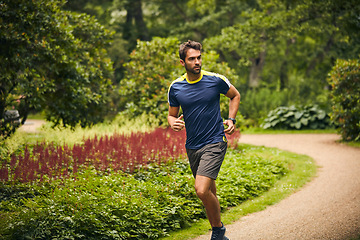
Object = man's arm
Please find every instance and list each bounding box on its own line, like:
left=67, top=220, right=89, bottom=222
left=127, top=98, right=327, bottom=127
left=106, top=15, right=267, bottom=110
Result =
left=223, top=85, right=241, bottom=134
left=168, top=105, right=185, bottom=131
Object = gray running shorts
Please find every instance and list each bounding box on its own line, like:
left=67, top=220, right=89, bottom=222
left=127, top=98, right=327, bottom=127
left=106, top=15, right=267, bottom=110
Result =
left=186, top=141, right=227, bottom=180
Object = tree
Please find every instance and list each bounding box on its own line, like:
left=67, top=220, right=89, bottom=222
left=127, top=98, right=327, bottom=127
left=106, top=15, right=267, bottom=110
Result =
left=205, top=0, right=360, bottom=90
left=0, top=0, right=114, bottom=138
left=142, top=0, right=254, bottom=41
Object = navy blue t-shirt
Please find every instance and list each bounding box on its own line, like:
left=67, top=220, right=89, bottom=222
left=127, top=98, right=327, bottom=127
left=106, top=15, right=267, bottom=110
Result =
left=168, top=70, right=231, bottom=149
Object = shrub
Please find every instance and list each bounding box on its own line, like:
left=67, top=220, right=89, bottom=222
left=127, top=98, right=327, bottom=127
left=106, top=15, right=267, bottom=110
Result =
left=327, top=59, right=360, bottom=141
left=0, top=128, right=187, bottom=183
left=0, top=145, right=288, bottom=240
left=240, top=88, right=293, bottom=122
left=0, top=128, right=241, bottom=183
left=261, top=105, right=333, bottom=130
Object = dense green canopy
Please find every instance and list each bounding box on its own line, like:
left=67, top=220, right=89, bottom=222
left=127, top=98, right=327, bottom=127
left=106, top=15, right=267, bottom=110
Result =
left=0, top=0, right=114, bottom=137
left=1, top=0, right=359, bottom=137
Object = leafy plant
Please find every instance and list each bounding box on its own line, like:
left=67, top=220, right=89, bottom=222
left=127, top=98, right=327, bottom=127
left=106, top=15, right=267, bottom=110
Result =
left=0, top=128, right=187, bottom=183
left=0, top=127, right=241, bottom=183
left=261, top=105, right=333, bottom=130
left=239, top=88, right=294, bottom=122
left=327, top=59, right=360, bottom=141
left=0, top=145, right=288, bottom=240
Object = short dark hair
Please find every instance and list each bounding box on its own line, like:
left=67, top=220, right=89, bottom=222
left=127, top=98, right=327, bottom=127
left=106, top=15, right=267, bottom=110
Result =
left=179, top=40, right=202, bottom=61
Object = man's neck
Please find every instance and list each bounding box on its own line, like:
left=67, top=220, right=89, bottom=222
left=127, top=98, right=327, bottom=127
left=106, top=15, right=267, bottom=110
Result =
left=186, top=71, right=201, bottom=82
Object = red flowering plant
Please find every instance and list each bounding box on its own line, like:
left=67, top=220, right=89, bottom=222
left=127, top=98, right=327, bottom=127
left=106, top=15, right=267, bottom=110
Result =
left=0, top=128, right=189, bottom=183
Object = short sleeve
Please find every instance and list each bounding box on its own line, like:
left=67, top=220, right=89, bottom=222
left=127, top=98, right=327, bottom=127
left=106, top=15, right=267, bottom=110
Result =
left=218, top=75, right=231, bottom=95
left=168, top=85, right=179, bottom=107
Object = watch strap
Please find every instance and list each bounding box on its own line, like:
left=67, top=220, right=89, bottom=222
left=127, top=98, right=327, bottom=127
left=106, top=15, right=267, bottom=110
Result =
left=227, top=117, right=236, bottom=124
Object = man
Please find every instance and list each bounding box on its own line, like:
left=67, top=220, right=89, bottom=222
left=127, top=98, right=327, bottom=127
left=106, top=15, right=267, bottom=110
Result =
left=167, top=40, right=240, bottom=240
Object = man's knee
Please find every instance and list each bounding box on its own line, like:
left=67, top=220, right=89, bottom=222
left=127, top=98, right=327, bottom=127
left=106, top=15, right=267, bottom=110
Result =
left=195, top=185, right=210, bottom=200
left=195, top=175, right=217, bottom=200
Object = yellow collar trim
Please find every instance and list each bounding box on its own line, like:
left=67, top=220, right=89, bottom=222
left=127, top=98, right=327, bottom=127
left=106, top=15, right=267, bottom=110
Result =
left=186, top=71, right=203, bottom=84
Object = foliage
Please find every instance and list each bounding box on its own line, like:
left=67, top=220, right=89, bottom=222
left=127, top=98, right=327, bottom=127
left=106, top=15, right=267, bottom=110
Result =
left=0, top=0, right=114, bottom=138
left=327, top=59, right=360, bottom=141
left=1, top=126, right=240, bottom=183
left=144, top=0, right=253, bottom=41
left=119, top=37, right=240, bottom=125
left=205, top=0, right=360, bottom=94
left=261, top=105, right=333, bottom=130
left=218, top=147, right=288, bottom=207
left=240, top=88, right=293, bottom=122
left=0, top=145, right=288, bottom=239
left=118, top=37, right=182, bottom=124
left=0, top=128, right=187, bottom=183
left=3, top=113, right=159, bottom=155
left=3, top=0, right=359, bottom=133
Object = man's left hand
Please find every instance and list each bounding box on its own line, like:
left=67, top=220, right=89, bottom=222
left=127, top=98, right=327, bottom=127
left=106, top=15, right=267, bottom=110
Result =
left=223, top=120, right=235, bottom=135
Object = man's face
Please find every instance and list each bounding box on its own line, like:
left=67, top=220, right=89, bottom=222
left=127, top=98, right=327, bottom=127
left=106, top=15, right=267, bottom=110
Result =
left=181, top=48, right=202, bottom=75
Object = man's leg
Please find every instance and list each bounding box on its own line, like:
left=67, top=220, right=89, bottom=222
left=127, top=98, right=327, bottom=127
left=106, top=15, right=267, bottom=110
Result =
left=195, top=175, right=222, bottom=228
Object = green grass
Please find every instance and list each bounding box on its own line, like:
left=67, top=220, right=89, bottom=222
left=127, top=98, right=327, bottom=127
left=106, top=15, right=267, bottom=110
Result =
left=242, top=127, right=337, bottom=134
left=5, top=113, right=158, bottom=153
left=341, top=141, right=360, bottom=148
left=27, top=112, right=46, bottom=120
left=161, top=144, right=317, bottom=239
left=242, top=127, right=360, bottom=148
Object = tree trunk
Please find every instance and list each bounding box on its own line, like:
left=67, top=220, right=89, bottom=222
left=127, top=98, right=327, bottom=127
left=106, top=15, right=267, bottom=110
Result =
left=133, top=0, right=150, bottom=41
left=279, top=38, right=295, bottom=89
left=249, top=50, right=266, bottom=88
left=123, top=0, right=150, bottom=46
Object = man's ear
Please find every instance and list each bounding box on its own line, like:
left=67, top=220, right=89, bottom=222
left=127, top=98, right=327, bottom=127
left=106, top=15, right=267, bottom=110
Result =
left=180, top=59, right=185, bottom=67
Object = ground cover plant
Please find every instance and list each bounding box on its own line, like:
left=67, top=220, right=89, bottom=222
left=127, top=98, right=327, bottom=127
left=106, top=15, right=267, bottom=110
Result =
left=261, top=105, right=333, bottom=130
left=0, top=128, right=187, bottom=183
left=0, top=127, right=240, bottom=183
left=0, top=124, right=288, bottom=239
left=0, top=145, right=288, bottom=239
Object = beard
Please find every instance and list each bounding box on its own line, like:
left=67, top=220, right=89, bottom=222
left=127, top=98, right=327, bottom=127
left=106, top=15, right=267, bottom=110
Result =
left=185, top=63, right=201, bottom=75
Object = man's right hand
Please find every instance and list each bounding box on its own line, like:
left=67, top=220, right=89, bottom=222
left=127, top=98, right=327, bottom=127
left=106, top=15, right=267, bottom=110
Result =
left=171, top=114, right=185, bottom=132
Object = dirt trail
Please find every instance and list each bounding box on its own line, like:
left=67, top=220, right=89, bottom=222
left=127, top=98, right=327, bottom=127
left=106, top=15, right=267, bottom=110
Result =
left=194, top=134, right=360, bottom=240
left=19, top=119, right=46, bottom=133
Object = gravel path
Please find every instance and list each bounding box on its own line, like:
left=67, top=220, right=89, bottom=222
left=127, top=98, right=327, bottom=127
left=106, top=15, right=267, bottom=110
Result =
left=194, top=134, right=360, bottom=240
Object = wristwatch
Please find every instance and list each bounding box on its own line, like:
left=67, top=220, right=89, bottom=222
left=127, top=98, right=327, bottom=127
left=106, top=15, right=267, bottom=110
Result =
left=227, top=118, right=236, bottom=125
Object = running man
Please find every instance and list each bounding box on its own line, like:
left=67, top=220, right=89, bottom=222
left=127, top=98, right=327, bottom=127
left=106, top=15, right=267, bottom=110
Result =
left=168, top=40, right=240, bottom=240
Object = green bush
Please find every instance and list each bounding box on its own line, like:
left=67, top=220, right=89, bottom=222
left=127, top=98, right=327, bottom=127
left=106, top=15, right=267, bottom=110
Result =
left=261, top=105, right=333, bottom=130
left=327, top=59, right=360, bottom=141
left=240, top=88, right=293, bottom=123
left=0, top=146, right=288, bottom=240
